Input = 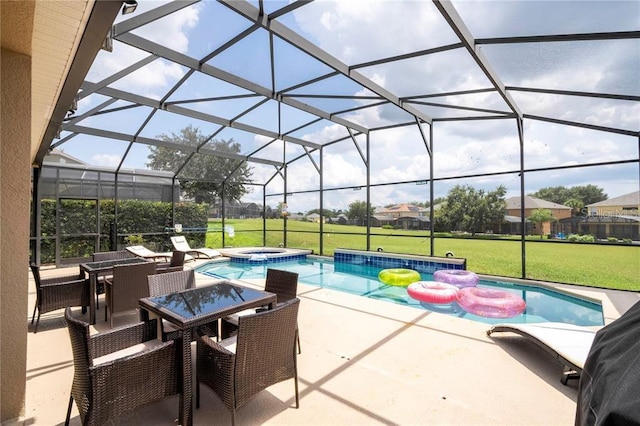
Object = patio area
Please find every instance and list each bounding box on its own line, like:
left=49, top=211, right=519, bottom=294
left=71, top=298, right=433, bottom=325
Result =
left=19, top=260, right=639, bottom=426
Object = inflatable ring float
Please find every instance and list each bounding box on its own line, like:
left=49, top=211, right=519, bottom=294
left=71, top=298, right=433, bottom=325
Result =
left=433, top=269, right=479, bottom=288
left=456, top=287, right=526, bottom=318
left=407, top=281, right=459, bottom=304
left=378, top=268, right=421, bottom=287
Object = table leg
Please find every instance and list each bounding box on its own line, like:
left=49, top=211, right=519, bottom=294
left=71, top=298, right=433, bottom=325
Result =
left=89, top=273, right=97, bottom=324
left=180, top=328, right=193, bottom=426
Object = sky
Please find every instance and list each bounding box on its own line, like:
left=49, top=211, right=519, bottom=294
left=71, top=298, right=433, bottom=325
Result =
left=57, top=0, right=639, bottom=213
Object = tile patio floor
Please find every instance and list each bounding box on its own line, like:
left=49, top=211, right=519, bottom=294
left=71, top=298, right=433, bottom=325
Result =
left=15, top=260, right=639, bottom=426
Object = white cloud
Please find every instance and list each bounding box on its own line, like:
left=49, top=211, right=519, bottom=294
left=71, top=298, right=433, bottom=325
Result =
left=92, top=154, right=121, bottom=168
left=86, top=2, right=201, bottom=98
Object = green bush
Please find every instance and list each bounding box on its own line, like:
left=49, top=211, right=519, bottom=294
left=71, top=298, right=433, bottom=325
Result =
left=567, top=234, right=596, bottom=243
left=37, top=199, right=208, bottom=263
left=125, top=234, right=145, bottom=245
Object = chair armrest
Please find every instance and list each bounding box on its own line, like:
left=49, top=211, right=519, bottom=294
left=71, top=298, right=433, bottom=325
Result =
left=90, top=319, right=159, bottom=359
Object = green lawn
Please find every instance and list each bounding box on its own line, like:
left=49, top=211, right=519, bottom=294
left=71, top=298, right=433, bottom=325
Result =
left=205, top=219, right=639, bottom=291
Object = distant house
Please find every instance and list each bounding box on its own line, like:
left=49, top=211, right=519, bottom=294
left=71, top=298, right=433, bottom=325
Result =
left=44, top=149, right=87, bottom=166
left=567, top=191, right=640, bottom=240
left=209, top=201, right=263, bottom=218
left=396, top=215, right=430, bottom=230
left=375, top=203, right=428, bottom=219
left=306, top=213, right=324, bottom=223
left=372, top=203, right=430, bottom=229
left=505, top=196, right=572, bottom=236
left=586, top=191, right=639, bottom=217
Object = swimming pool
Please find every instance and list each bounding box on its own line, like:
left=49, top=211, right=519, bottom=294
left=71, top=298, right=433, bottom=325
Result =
left=195, top=257, right=604, bottom=326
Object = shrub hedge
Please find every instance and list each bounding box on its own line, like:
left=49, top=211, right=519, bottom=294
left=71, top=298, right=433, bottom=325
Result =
left=37, top=199, right=208, bottom=264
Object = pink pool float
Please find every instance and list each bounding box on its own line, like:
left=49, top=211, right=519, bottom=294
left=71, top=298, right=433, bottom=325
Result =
left=456, top=287, right=526, bottom=318
left=407, top=281, right=459, bottom=304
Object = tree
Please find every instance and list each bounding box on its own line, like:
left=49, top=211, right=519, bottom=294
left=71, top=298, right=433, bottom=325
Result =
left=527, top=208, right=556, bottom=239
left=564, top=198, right=585, bottom=217
left=440, top=184, right=507, bottom=235
left=347, top=201, right=375, bottom=226
left=529, top=185, right=607, bottom=210
left=147, top=125, right=253, bottom=204
left=424, top=197, right=447, bottom=208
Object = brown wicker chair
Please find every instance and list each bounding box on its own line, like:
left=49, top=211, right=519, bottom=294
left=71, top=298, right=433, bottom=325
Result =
left=91, top=250, right=134, bottom=309
left=148, top=268, right=195, bottom=296
left=64, top=307, right=179, bottom=426
left=30, top=264, right=90, bottom=333
left=222, top=268, right=301, bottom=353
left=156, top=250, right=186, bottom=274
left=196, top=298, right=301, bottom=426
left=147, top=269, right=196, bottom=340
left=104, top=262, right=156, bottom=328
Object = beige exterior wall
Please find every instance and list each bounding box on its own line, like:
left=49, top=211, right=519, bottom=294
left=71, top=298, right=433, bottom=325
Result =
left=1, top=48, right=32, bottom=421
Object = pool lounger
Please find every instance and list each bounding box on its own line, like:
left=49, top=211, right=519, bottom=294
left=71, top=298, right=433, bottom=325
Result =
left=487, top=322, right=598, bottom=385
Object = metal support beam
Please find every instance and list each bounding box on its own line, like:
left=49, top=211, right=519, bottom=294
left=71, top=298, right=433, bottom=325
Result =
left=433, top=0, right=522, bottom=117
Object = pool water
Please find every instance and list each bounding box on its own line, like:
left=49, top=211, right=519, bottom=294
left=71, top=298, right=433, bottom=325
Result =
left=195, top=258, right=604, bottom=326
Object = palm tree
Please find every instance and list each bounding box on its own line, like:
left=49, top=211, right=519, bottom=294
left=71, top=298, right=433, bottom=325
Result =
left=527, top=208, right=556, bottom=239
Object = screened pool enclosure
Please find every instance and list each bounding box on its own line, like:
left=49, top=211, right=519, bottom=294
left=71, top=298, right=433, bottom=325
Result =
left=32, top=0, right=639, bottom=286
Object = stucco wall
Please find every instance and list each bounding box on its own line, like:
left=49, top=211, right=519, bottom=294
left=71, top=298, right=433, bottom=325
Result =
left=1, top=48, right=31, bottom=422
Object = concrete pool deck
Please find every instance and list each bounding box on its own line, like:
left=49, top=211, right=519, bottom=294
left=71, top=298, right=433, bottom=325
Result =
left=16, top=259, right=639, bottom=425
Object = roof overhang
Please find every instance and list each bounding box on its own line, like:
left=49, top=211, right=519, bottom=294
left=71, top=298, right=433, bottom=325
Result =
left=32, top=0, right=122, bottom=167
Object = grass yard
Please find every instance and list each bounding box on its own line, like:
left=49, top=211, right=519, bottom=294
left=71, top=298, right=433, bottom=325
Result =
left=205, top=219, right=639, bottom=291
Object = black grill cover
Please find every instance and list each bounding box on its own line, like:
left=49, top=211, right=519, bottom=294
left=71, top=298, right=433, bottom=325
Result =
left=576, top=300, right=640, bottom=425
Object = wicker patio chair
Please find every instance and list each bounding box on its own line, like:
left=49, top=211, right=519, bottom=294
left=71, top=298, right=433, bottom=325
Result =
left=64, top=307, right=179, bottom=426
left=91, top=250, right=134, bottom=309
left=104, top=262, right=156, bottom=328
left=222, top=268, right=301, bottom=353
left=30, top=264, right=90, bottom=333
left=147, top=269, right=197, bottom=340
left=196, top=298, right=301, bottom=426
left=156, top=250, right=186, bottom=274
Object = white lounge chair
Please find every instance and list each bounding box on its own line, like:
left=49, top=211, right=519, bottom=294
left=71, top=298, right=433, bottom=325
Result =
left=487, top=322, right=598, bottom=385
left=125, top=245, right=194, bottom=262
left=170, top=236, right=221, bottom=259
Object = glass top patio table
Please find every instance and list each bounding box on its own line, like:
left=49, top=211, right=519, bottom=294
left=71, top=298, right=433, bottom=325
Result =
left=138, top=281, right=277, bottom=426
left=80, top=256, right=151, bottom=272
left=139, top=281, right=276, bottom=329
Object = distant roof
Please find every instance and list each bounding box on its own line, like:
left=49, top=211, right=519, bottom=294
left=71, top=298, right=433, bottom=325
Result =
left=376, top=203, right=427, bottom=214
left=44, top=149, right=86, bottom=166
left=504, top=215, right=528, bottom=223
left=505, top=196, right=571, bottom=210
left=587, top=191, right=640, bottom=207
left=397, top=216, right=430, bottom=222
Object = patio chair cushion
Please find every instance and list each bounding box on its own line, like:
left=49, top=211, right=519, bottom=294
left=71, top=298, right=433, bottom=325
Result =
left=224, top=309, right=255, bottom=326
left=93, top=339, right=166, bottom=365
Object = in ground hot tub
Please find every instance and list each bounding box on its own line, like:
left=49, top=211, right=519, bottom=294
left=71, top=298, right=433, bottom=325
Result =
left=219, top=247, right=312, bottom=264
